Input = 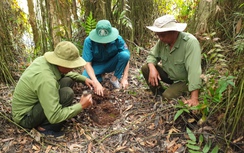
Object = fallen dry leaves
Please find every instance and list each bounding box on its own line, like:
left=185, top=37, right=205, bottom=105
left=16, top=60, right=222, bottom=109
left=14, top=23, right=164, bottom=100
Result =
left=1, top=54, right=243, bottom=152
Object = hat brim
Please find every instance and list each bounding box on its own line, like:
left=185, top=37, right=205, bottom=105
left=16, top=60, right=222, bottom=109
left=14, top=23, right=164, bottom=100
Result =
left=89, top=28, right=119, bottom=43
left=44, top=52, right=86, bottom=68
left=146, top=23, right=187, bottom=32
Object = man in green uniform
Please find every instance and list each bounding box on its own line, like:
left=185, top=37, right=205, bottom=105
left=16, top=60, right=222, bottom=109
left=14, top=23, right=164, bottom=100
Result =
left=141, top=15, right=202, bottom=106
left=12, top=41, right=94, bottom=137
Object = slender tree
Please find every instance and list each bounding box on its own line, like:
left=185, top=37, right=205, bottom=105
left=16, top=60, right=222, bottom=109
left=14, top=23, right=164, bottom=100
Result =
left=72, top=0, right=80, bottom=29
left=49, top=0, right=61, bottom=47
left=57, top=0, right=72, bottom=39
left=27, top=0, right=40, bottom=51
left=128, top=0, right=154, bottom=46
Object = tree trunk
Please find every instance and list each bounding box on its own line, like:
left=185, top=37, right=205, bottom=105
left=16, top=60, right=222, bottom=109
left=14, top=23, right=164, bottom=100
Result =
left=58, top=0, right=72, bottom=39
left=27, top=0, right=40, bottom=50
left=84, top=0, right=104, bottom=20
left=48, top=0, right=60, bottom=47
left=189, top=0, right=218, bottom=34
left=72, top=0, right=80, bottom=29
left=128, top=0, right=154, bottom=46
left=39, top=0, right=50, bottom=52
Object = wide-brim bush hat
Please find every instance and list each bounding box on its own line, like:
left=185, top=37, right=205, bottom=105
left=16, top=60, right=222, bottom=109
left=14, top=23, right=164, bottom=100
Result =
left=146, top=14, right=187, bottom=32
left=44, top=41, right=86, bottom=68
left=89, top=20, right=119, bottom=43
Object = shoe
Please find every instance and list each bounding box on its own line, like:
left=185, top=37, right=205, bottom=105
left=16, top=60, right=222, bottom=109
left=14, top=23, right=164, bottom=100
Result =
left=37, top=129, right=65, bottom=138
left=110, top=78, right=120, bottom=89
left=36, top=124, right=65, bottom=138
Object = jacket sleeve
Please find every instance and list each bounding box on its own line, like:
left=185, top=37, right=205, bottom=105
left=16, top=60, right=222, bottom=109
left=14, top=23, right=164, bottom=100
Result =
left=65, top=72, right=87, bottom=83
left=184, top=37, right=202, bottom=91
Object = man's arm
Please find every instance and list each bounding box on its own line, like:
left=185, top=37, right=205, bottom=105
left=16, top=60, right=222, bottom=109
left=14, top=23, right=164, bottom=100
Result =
left=84, top=62, right=104, bottom=96
left=84, top=62, right=99, bottom=82
left=122, top=62, right=129, bottom=80
left=65, top=71, right=87, bottom=83
left=120, top=62, right=130, bottom=88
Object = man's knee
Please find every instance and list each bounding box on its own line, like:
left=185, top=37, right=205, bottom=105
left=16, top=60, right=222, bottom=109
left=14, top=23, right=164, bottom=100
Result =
left=59, top=77, right=75, bottom=88
left=162, top=91, right=177, bottom=99
left=60, top=87, right=74, bottom=98
left=118, top=51, right=130, bottom=61
left=141, top=64, right=149, bottom=75
left=162, top=89, right=186, bottom=99
left=59, top=87, right=74, bottom=106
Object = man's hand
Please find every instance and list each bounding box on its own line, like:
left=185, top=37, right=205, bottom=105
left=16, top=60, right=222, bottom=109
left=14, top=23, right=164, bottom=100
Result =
left=85, top=78, right=95, bottom=90
left=148, top=64, right=161, bottom=86
left=184, top=98, right=199, bottom=106
left=80, top=94, right=93, bottom=109
left=94, top=81, right=104, bottom=96
left=182, top=90, right=199, bottom=106
left=120, top=78, right=129, bottom=89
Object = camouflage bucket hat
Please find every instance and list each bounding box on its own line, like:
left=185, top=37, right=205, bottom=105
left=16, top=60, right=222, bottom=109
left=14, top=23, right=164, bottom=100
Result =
left=44, top=41, right=86, bottom=68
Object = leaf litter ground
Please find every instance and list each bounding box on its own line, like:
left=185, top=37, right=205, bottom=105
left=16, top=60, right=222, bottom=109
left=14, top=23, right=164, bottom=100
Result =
left=0, top=52, right=243, bottom=153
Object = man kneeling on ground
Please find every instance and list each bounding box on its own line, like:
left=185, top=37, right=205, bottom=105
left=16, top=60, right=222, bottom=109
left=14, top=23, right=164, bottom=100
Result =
left=12, top=41, right=94, bottom=137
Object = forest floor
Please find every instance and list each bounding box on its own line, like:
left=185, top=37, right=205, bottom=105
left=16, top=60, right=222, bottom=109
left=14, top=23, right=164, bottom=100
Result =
left=0, top=51, right=243, bottom=153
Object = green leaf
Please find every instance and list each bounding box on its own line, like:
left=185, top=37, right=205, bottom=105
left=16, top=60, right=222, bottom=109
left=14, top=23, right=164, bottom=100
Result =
left=217, top=54, right=225, bottom=58
left=207, top=48, right=215, bottom=54
left=178, top=100, right=185, bottom=106
left=83, top=11, right=96, bottom=35
left=198, top=135, right=204, bottom=144
left=215, top=48, right=223, bottom=52
left=209, top=53, right=217, bottom=60
left=212, top=57, right=219, bottom=64
left=187, top=140, right=196, bottom=145
left=190, top=104, right=205, bottom=110
left=189, top=150, right=202, bottom=153
left=227, top=79, right=235, bottom=87
left=174, top=109, right=184, bottom=121
left=186, top=128, right=196, bottom=142
left=183, top=108, right=190, bottom=113
left=211, top=146, right=219, bottom=153
left=202, top=142, right=211, bottom=153
left=186, top=144, right=200, bottom=150
left=214, top=44, right=222, bottom=48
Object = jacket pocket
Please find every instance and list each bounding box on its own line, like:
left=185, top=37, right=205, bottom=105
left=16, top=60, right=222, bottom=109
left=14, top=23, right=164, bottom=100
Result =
left=174, top=60, right=186, bottom=73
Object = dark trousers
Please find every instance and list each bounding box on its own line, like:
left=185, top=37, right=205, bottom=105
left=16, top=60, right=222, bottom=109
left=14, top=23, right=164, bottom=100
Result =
left=141, top=64, right=188, bottom=99
left=19, top=77, right=75, bottom=131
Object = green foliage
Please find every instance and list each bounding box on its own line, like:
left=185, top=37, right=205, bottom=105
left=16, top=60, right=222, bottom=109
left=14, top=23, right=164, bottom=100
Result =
left=240, top=3, right=244, bottom=8
left=117, top=2, right=132, bottom=30
left=205, top=44, right=227, bottom=67
left=174, top=74, right=235, bottom=123
left=0, top=0, right=27, bottom=84
left=233, top=34, right=244, bottom=55
left=204, top=74, right=235, bottom=103
left=78, top=11, right=96, bottom=55
left=81, top=12, right=96, bottom=36
left=199, top=74, right=235, bottom=122
left=186, top=128, right=219, bottom=153
left=174, top=100, right=190, bottom=121
left=153, top=0, right=199, bottom=22
left=223, top=70, right=244, bottom=149
left=200, top=32, right=228, bottom=72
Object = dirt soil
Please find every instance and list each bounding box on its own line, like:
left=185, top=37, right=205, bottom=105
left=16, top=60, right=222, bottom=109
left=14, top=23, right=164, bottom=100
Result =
left=86, top=88, right=120, bottom=126
left=0, top=52, right=243, bottom=153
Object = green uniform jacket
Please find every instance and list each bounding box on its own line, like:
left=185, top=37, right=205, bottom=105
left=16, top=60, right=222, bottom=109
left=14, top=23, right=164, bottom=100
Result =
left=146, top=32, right=202, bottom=91
left=12, top=56, right=87, bottom=124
